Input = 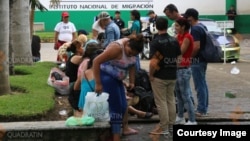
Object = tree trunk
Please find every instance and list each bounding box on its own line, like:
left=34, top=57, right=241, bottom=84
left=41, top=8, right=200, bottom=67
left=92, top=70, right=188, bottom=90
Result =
left=0, top=0, right=11, bottom=95
left=9, top=0, right=15, bottom=75
left=30, top=8, right=35, bottom=40
left=11, top=0, right=33, bottom=65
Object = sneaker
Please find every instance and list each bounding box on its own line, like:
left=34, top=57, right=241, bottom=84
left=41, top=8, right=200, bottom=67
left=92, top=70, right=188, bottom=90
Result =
left=185, top=121, right=197, bottom=125
left=149, top=125, right=169, bottom=135
left=175, top=116, right=186, bottom=125
left=195, top=112, right=208, bottom=117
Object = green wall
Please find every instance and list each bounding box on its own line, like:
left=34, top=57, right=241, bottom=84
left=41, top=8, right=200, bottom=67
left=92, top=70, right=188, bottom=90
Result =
left=35, top=11, right=250, bottom=34
left=35, top=10, right=148, bottom=33
left=226, top=0, right=236, bottom=10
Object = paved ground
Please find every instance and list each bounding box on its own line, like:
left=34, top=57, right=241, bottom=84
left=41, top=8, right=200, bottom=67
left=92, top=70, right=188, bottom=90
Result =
left=39, top=35, right=250, bottom=140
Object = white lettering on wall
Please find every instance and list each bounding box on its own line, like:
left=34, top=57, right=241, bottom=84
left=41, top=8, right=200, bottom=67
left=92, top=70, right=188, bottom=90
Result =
left=40, top=0, right=154, bottom=11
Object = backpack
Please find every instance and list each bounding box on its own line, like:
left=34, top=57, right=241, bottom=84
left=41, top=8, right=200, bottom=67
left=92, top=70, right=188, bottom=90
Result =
left=197, top=24, right=222, bottom=62
left=134, top=69, right=152, bottom=92
left=51, top=72, right=63, bottom=80
left=133, top=86, right=155, bottom=113
left=133, top=69, right=156, bottom=113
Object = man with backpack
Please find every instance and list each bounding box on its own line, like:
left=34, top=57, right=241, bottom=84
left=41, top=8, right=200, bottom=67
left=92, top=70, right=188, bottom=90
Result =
left=183, top=8, right=209, bottom=117
left=149, top=17, right=181, bottom=135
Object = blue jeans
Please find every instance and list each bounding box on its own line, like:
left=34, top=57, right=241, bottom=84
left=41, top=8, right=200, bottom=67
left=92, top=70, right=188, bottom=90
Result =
left=191, top=62, right=209, bottom=114
left=175, top=68, right=196, bottom=122
left=135, top=55, right=140, bottom=71
left=100, top=70, right=127, bottom=134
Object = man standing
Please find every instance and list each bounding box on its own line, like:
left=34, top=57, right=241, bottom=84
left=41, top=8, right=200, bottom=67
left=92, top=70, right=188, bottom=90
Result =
left=226, top=5, right=237, bottom=33
left=149, top=17, right=181, bottom=135
left=54, top=11, right=77, bottom=61
left=163, top=4, right=182, bottom=37
left=184, top=8, right=209, bottom=117
left=226, top=5, right=237, bottom=21
left=113, top=11, right=125, bottom=38
left=31, top=34, right=41, bottom=62
left=99, top=11, right=120, bottom=48
left=147, top=10, right=158, bottom=34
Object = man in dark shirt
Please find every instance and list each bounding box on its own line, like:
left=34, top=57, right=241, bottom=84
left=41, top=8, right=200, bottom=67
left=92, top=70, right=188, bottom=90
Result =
left=149, top=17, right=181, bottom=135
left=226, top=5, right=237, bottom=21
left=226, top=5, right=237, bottom=33
left=184, top=8, right=209, bottom=117
left=31, top=35, right=41, bottom=62
left=147, top=10, right=158, bottom=34
left=113, top=11, right=125, bottom=38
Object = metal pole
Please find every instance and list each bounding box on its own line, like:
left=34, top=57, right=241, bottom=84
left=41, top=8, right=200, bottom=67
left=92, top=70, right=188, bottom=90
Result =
left=223, top=21, right=227, bottom=64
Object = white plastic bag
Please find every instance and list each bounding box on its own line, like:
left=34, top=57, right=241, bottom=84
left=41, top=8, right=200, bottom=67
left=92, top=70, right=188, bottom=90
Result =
left=47, top=67, right=70, bottom=95
left=84, top=92, right=110, bottom=122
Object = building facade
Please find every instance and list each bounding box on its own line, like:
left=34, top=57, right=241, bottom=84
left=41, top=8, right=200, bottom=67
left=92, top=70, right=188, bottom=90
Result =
left=35, top=0, right=250, bottom=33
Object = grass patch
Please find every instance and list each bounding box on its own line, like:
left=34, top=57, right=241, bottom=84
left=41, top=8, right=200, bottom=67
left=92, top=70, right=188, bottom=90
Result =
left=35, top=31, right=54, bottom=39
left=0, top=62, right=56, bottom=120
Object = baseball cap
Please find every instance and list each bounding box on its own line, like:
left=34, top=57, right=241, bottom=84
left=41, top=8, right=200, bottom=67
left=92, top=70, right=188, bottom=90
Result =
left=78, top=29, right=89, bottom=35
left=98, top=11, right=110, bottom=20
left=147, top=10, right=155, bottom=15
left=183, top=8, right=199, bottom=19
left=84, top=39, right=98, bottom=50
left=62, top=11, right=69, bottom=17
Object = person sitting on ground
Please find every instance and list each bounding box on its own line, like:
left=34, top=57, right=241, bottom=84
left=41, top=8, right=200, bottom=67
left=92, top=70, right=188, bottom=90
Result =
left=58, top=34, right=87, bottom=62
left=97, top=32, right=105, bottom=45
left=65, top=39, right=85, bottom=87
left=67, top=39, right=100, bottom=117
left=65, top=43, right=103, bottom=127
left=73, top=42, right=103, bottom=117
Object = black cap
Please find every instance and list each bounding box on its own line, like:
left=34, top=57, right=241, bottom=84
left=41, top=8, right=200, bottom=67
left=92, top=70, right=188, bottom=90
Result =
left=78, top=29, right=89, bottom=35
left=184, top=8, right=199, bottom=19
left=147, top=10, right=155, bottom=15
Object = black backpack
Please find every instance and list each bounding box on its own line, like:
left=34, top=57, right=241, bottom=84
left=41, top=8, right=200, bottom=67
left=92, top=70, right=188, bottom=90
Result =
left=133, top=86, right=155, bottom=113
left=197, top=24, right=222, bottom=62
left=51, top=72, right=63, bottom=80
left=135, top=69, right=152, bottom=92
left=133, top=69, right=156, bottom=113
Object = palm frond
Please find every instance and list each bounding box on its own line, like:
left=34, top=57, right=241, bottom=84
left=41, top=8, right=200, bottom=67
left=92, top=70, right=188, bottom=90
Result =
left=29, top=0, right=48, bottom=11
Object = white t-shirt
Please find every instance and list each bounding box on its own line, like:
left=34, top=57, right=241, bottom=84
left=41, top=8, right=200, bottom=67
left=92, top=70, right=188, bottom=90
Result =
left=167, top=22, right=176, bottom=37
left=92, top=20, right=105, bottom=33
left=54, top=22, right=77, bottom=42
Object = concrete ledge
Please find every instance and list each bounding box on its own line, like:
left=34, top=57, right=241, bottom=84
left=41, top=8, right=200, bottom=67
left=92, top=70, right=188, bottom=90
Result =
left=0, top=121, right=110, bottom=131
left=0, top=121, right=111, bottom=141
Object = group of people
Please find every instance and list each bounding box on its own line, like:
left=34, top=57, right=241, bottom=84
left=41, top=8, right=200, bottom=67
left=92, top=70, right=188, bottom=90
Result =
left=147, top=4, right=210, bottom=135
left=53, top=10, right=150, bottom=141
left=52, top=4, right=210, bottom=140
